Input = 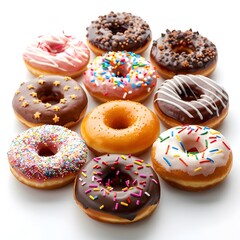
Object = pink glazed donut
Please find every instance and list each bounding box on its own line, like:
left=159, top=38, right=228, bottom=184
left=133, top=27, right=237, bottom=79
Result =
left=83, top=51, right=158, bottom=102
left=23, top=33, right=90, bottom=78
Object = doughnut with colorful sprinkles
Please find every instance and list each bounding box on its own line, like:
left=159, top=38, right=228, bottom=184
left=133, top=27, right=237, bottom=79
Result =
left=83, top=51, right=158, bottom=102
left=151, top=125, right=232, bottom=191
left=74, top=154, right=160, bottom=223
left=7, top=125, right=88, bottom=189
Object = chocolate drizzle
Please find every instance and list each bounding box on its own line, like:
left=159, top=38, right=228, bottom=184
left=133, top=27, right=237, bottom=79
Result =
left=74, top=154, right=160, bottom=221
left=86, top=11, right=151, bottom=52
left=12, top=75, right=88, bottom=126
left=154, top=75, right=229, bottom=124
left=150, top=29, right=217, bottom=74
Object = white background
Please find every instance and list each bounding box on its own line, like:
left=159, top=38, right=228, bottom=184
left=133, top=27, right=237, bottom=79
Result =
left=1, top=0, right=239, bottom=239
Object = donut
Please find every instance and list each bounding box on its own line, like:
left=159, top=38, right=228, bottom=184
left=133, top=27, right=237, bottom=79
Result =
left=23, top=33, right=90, bottom=78
left=80, top=100, right=160, bottom=156
left=12, top=75, right=88, bottom=128
left=151, top=125, right=233, bottom=191
left=83, top=51, right=158, bottom=102
left=7, top=125, right=88, bottom=189
left=86, top=11, right=152, bottom=55
left=154, top=75, right=229, bottom=128
left=150, top=29, right=217, bottom=79
left=74, top=154, right=160, bottom=223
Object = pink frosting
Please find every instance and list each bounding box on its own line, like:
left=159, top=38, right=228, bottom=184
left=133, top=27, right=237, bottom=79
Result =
left=23, top=34, right=90, bottom=75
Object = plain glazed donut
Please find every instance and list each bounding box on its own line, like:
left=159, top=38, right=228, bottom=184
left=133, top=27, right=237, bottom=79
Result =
left=74, top=154, right=160, bottom=223
left=86, top=11, right=152, bottom=55
left=150, top=29, right=217, bottom=79
left=151, top=125, right=233, bottom=191
left=12, top=75, right=88, bottom=128
left=23, top=33, right=90, bottom=78
left=153, top=74, right=229, bottom=128
left=80, top=100, right=160, bottom=156
left=83, top=51, right=158, bottom=102
left=7, top=125, right=88, bottom=189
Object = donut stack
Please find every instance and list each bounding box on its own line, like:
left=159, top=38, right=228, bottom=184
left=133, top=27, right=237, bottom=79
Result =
left=7, top=11, right=232, bottom=225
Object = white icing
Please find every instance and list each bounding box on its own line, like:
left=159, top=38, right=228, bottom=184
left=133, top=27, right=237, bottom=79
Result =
left=153, top=125, right=232, bottom=176
left=155, top=74, right=228, bottom=120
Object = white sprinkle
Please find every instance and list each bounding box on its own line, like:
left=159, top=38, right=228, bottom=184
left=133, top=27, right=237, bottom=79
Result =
left=145, top=192, right=150, bottom=197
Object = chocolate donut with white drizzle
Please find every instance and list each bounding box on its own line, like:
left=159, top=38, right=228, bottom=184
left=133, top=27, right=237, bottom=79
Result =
left=153, top=75, right=229, bottom=128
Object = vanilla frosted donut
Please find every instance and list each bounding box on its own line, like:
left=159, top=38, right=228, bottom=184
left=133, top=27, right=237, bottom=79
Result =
left=151, top=125, right=232, bottom=191
left=23, top=33, right=90, bottom=78
left=83, top=51, right=158, bottom=102
left=8, top=125, right=88, bottom=189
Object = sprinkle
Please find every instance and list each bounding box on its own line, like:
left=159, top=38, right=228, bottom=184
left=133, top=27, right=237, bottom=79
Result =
left=165, top=145, right=170, bottom=155
left=121, top=202, right=128, bottom=207
left=81, top=172, right=87, bottom=178
left=99, top=205, right=104, bottom=210
left=160, top=136, right=170, bottom=142
left=209, top=148, right=219, bottom=152
left=178, top=127, right=187, bottom=133
left=172, top=146, right=179, bottom=150
left=145, top=192, right=150, bottom=197
left=163, top=156, right=171, bottom=166
left=116, top=170, right=120, bottom=175
left=132, top=179, right=138, bottom=185
left=179, top=158, right=188, bottom=167
left=146, top=164, right=151, bottom=167
left=176, top=134, right=181, bottom=141
left=85, top=189, right=91, bottom=194
left=200, top=160, right=211, bottom=164
left=222, top=141, right=231, bottom=150
left=201, top=131, right=208, bottom=135
left=115, top=203, right=119, bottom=210
left=210, top=139, right=217, bottom=144
left=152, top=179, right=158, bottom=184
left=205, top=139, right=208, bottom=148
left=180, top=142, right=186, bottom=152
left=89, top=195, right=95, bottom=200
left=121, top=155, right=127, bottom=160
left=140, top=174, right=147, bottom=178
left=196, top=136, right=200, bottom=142
left=134, top=160, right=142, bottom=166
left=81, top=182, right=86, bottom=186
left=194, top=167, right=202, bottom=172
left=136, top=200, right=140, bottom=205
left=206, top=157, right=214, bottom=162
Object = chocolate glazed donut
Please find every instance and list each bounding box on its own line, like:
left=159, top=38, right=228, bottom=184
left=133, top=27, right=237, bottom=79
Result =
left=74, top=154, right=160, bottom=223
left=86, top=11, right=152, bottom=54
left=12, top=75, right=88, bottom=127
left=154, top=75, right=229, bottom=128
left=150, top=29, right=217, bottom=78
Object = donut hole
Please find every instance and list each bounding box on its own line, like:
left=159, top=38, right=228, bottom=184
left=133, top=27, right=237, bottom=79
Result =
left=37, top=89, right=64, bottom=105
left=181, top=139, right=205, bottom=154
left=37, top=142, right=58, bottom=157
left=102, top=169, right=133, bottom=190
left=173, top=46, right=194, bottom=55
left=178, top=87, right=203, bottom=101
left=112, top=65, right=129, bottom=77
left=109, top=25, right=128, bottom=35
left=104, top=109, right=135, bottom=130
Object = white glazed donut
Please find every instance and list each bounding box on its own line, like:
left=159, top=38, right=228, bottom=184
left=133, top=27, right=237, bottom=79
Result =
left=151, top=125, right=233, bottom=191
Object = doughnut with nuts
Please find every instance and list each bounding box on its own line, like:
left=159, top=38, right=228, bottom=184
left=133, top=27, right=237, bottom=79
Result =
left=83, top=51, right=158, bottom=102
left=150, top=29, right=217, bottom=79
left=151, top=125, right=233, bottom=191
left=86, top=11, right=152, bottom=55
left=80, top=100, right=160, bottom=156
left=153, top=75, right=229, bottom=128
left=23, top=33, right=90, bottom=78
left=74, top=154, right=160, bottom=223
left=7, top=125, right=88, bottom=189
left=12, top=75, right=88, bottom=128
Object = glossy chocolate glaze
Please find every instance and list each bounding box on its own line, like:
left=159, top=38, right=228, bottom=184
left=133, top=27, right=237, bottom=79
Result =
left=74, top=154, right=160, bottom=221
left=154, top=75, right=229, bottom=124
left=150, top=29, right=217, bottom=74
left=13, top=75, right=87, bottom=126
left=86, top=11, right=151, bottom=52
